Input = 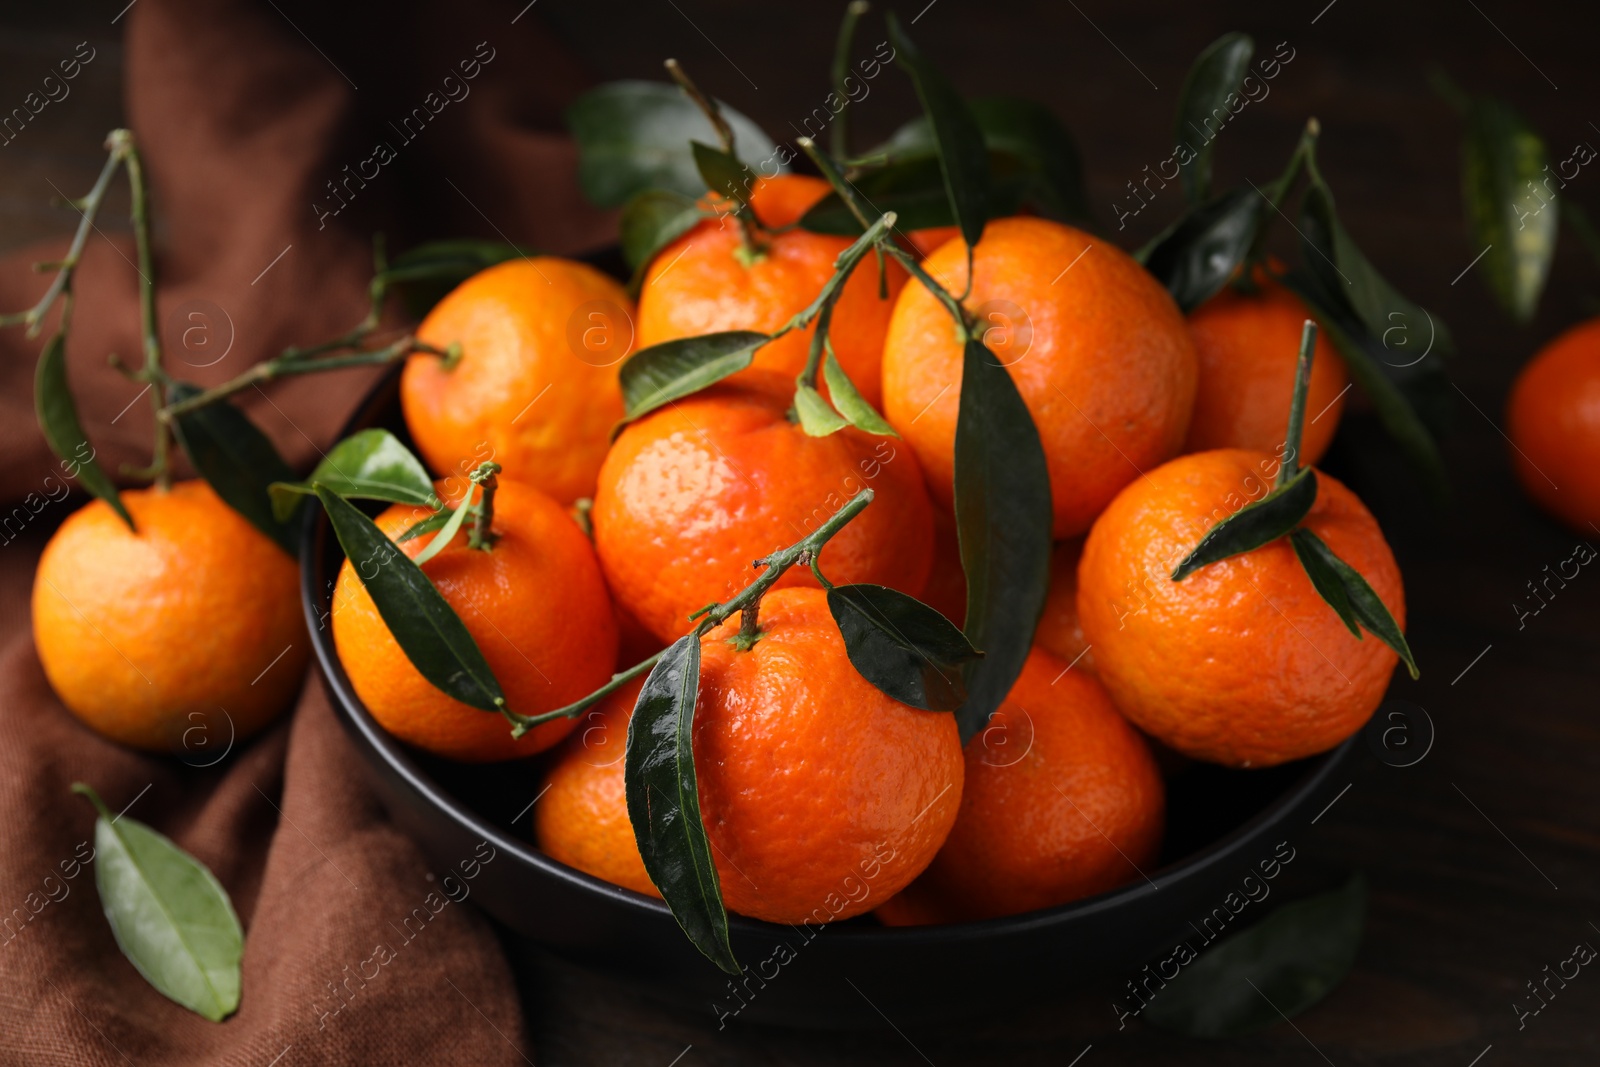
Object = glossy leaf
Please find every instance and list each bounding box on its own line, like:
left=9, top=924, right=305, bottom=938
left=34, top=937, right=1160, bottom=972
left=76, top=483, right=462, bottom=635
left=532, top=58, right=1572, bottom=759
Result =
left=315, top=485, right=505, bottom=710
left=411, top=487, right=474, bottom=566
left=1289, top=529, right=1360, bottom=638
left=34, top=331, right=131, bottom=529
left=794, top=382, right=850, bottom=437
left=823, top=351, right=897, bottom=437
left=1290, top=528, right=1418, bottom=678
left=620, top=189, right=702, bottom=274
left=952, top=338, right=1052, bottom=744
left=624, top=634, right=737, bottom=974
left=1284, top=270, right=1450, bottom=502
left=1142, top=875, right=1367, bottom=1037
left=73, top=783, right=242, bottom=1022
left=383, top=239, right=523, bottom=318
left=566, top=81, right=781, bottom=208
left=1301, top=182, right=1455, bottom=355
left=269, top=428, right=438, bottom=521
left=1139, top=188, right=1261, bottom=312
left=619, top=330, right=769, bottom=424
left=691, top=141, right=754, bottom=210
left=829, top=583, right=980, bottom=710
left=1461, top=95, right=1556, bottom=321
left=1174, top=33, right=1254, bottom=203
left=168, top=382, right=297, bottom=554
left=1172, top=468, right=1318, bottom=580
left=887, top=13, right=991, bottom=247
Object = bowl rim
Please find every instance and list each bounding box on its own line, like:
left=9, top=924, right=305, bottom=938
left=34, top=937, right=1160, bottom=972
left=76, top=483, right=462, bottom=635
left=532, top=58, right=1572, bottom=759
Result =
left=301, top=364, right=1359, bottom=948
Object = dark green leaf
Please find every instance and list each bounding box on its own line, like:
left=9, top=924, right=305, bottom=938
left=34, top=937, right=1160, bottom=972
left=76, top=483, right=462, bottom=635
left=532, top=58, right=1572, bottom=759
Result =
left=828, top=583, right=980, bottom=710
left=34, top=331, right=131, bottom=529
left=823, top=351, right=897, bottom=437
left=315, top=485, right=505, bottom=710
left=618, top=331, right=769, bottom=424
left=1284, top=270, right=1450, bottom=503
left=73, top=783, right=242, bottom=1022
left=1290, top=529, right=1418, bottom=678
left=1139, top=187, right=1262, bottom=312
left=1461, top=95, right=1557, bottom=321
left=1301, top=182, right=1456, bottom=355
left=620, top=189, right=703, bottom=275
left=1142, top=875, right=1367, bottom=1038
left=1172, top=467, right=1317, bottom=580
left=269, top=428, right=438, bottom=521
left=168, top=382, right=297, bottom=554
left=398, top=507, right=454, bottom=543
left=1289, top=529, right=1360, bottom=638
left=691, top=141, right=755, bottom=210
left=886, top=13, right=991, bottom=247
left=800, top=156, right=1026, bottom=236
left=1174, top=33, right=1254, bottom=203
left=383, top=239, right=524, bottom=319
left=794, top=382, right=850, bottom=437
left=952, top=338, right=1052, bottom=744
left=624, top=634, right=737, bottom=974
left=566, top=81, right=781, bottom=208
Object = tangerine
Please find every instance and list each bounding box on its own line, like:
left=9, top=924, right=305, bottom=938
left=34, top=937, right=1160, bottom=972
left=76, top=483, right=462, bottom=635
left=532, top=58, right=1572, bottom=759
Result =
left=881, top=216, right=1198, bottom=537
left=32, top=480, right=306, bottom=752
left=877, top=647, right=1163, bottom=924
left=1506, top=317, right=1600, bottom=532
left=332, top=477, right=616, bottom=761
left=592, top=370, right=935, bottom=643
left=402, top=257, right=635, bottom=505
left=1077, top=449, right=1405, bottom=767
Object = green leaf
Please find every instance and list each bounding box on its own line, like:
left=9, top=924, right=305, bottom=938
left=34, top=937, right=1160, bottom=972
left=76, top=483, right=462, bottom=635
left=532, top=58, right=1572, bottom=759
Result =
left=397, top=507, right=454, bottom=543
left=952, top=339, right=1052, bottom=744
left=168, top=382, right=297, bottom=554
left=1139, top=187, right=1262, bottom=312
left=268, top=428, right=438, bottom=521
left=1289, top=529, right=1360, bottom=638
left=1142, top=875, right=1367, bottom=1038
left=1172, top=467, right=1318, bottom=581
left=691, top=141, right=755, bottom=211
left=870, top=98, right=1091, bottom=225
left=886, top=13, right=991, bottom=247
left=1461, top=95, right=1557, bottom=321
left=794, top=382, right=850, bottom=437
left=620, top=189, right=703, bottom=274
left=618, top=330, right=769, bottom=424
left=315, top=485, right=506, bottom=710
left=624, top=634, right=737, bottom=974
left=1283, top=270, right=1450, bottom=503
left=566, top=81, right=781, bottom=208
left=823, top=351, right=897, bottom=437
left=828, top=583, right=980, bottom=711
left=72, top=783, right=242, bottom=1022
left=800, top=156, right=1026, bottom=235
left=383, top=239, right=525, bottom=319
left=1289, top=528, right=1418, bottom=678
left=34, top=331, right=132, bottom=530
left=1174, top=33, right=1255, bottom=203
left=1300, top=182, right=1456, bottom=355
left=411, top=487, right=474, bottom=566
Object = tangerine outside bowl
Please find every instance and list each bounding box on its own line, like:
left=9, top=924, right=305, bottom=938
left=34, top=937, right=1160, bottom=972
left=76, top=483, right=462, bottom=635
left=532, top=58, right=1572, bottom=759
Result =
left=302, top=340, right=1360, bottom=1032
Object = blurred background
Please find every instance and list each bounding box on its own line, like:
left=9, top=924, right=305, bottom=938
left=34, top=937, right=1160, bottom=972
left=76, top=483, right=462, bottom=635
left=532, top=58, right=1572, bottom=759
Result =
left=3, top=1, right=1596, bottom=1063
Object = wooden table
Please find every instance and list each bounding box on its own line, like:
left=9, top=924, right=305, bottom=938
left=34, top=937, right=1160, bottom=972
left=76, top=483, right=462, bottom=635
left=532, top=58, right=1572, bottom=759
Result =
left=8, top=1, right=1597, bottom=1062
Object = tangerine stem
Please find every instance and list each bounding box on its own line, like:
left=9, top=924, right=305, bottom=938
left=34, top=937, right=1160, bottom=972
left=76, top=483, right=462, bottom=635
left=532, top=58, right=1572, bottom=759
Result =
left=501, top=489, right=876, bottom=737
left=1244, top=117, right=1320, bottom=276
left=468, top=462, right=501, bottom=551
left=1278, top=319, right=1318, bottom=488
left=879, top=241, right=972, bottom=338
left=664, top=58, right=736, bottom=154
left=121, top=131, right=175, bottom=489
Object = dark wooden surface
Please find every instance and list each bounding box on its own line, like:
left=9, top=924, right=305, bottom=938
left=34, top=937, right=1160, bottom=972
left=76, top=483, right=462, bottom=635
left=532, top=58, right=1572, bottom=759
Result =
left=7, top=1, right=1600, bottom=1063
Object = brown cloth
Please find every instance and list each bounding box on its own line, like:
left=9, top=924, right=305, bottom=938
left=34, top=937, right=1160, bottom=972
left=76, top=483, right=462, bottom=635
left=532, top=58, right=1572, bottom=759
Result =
left=0, top=0, right=609, bottom=1062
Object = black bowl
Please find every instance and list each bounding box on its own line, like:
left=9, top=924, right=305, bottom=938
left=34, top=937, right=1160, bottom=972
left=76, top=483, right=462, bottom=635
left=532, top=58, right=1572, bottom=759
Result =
left=302, top=366, right=1359, bottom=1031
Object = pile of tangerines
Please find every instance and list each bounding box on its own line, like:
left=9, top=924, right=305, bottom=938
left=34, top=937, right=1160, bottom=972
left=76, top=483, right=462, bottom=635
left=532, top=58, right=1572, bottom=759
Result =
left=28, top=21, right=1443, bottom=973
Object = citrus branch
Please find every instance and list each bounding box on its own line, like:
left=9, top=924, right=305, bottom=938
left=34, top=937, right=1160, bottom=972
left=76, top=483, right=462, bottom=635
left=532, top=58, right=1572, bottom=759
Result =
left=499, top=488, right=875, bottom=737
